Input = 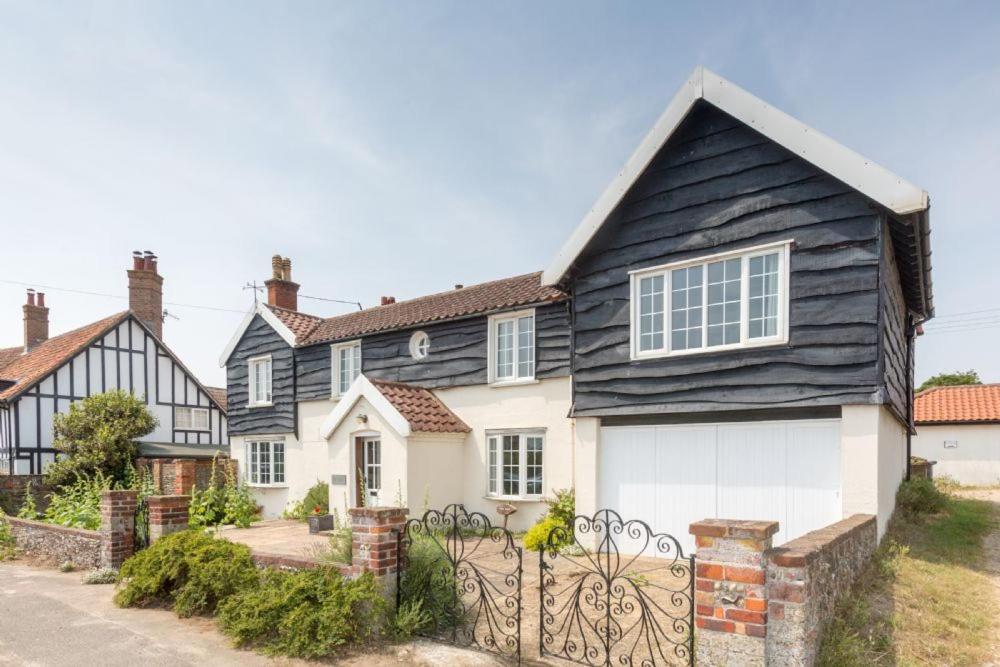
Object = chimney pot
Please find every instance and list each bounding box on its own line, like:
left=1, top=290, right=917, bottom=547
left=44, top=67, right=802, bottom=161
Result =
left=380, top=296, right=397, bottom=306
left=265, top=255, right=299, bottom=311
left=454, top=284, right=464, bottom=290
left=23, top=289, right=49, bottom=350
left=129, top=250, right=164, bottom=339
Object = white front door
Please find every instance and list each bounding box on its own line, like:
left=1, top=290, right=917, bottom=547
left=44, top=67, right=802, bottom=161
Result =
left=362, top=437, right=382, bottom=506
left=598, top=419, right=841, bottom=554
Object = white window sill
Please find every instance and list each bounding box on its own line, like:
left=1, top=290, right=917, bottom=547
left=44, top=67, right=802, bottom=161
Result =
left=247, top=402, right=273, bottom=409
left=483, top=495, right=546, bottom=503
left=489, top=378, right=539, bottom=388
left=632, top=337, right=788, bottom=361
left=247, top=483, right=288, bottom=489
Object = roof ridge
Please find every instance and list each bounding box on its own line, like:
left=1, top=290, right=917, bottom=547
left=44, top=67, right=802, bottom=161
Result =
left=317, top=270, right=546, bottom=325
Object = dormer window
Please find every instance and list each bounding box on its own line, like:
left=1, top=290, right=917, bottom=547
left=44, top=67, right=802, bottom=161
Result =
left=488, top=309, right=535, bottom=385
left=630, top=241, right=790, bottom=359
left=248, top=355, right=272, bottom=407
left=332, top=340, right=362, bottom=396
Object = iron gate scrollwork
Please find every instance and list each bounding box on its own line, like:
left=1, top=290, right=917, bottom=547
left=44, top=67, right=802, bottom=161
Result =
left=540, top=509, right=695, bottom=666
left=134, top=495, right=150, bottom=552
left=397, top=504, right=521, bottom=661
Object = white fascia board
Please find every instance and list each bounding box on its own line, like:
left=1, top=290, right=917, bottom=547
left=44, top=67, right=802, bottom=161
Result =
left=320, top=374, right=412, bottom=440
left=217, top=303, right=297, bottom=367
left=542, top=66, right=929, bottom=286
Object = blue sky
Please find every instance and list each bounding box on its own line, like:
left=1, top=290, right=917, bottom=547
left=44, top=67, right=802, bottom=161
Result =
left=0, top=1, right=998, bottom=387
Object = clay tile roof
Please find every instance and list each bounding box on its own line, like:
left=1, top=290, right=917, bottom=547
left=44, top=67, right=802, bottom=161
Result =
left=0, top=346, right=21, bottom=375
left=300, top=272, right=566, bottom=346
left=371, top=379, right=470, bottom=434
left=265, top=305, right=323, bottom=340
left=205, top=387, right=228, bottom=413
left=0, top=312, right=130, bottom=401
left=914, top=384, right=1000, bottom=424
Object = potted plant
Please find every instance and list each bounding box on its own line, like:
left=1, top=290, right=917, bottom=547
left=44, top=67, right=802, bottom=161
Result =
left=307, top=505, right=334, bottom=533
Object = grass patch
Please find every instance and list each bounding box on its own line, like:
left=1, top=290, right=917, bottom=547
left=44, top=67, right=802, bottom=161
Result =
left=819, top=490, right=998, bottom=666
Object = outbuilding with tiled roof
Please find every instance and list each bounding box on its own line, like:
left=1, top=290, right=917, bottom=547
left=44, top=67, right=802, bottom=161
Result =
left=912, top=384, right=1000, bottom=486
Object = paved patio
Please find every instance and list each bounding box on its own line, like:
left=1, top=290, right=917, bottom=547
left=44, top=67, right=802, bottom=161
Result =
left=216, top=519, right=333, bottom=560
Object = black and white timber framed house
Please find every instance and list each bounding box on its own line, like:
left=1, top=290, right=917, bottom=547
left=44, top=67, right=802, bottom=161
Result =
left=0, top=252, right=228, bottom=475
left=220, top=67, right=933, bottom=549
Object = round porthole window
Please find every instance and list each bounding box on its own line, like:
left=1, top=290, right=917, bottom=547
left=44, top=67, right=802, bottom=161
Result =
left=409, top=331, right=430, bottom=360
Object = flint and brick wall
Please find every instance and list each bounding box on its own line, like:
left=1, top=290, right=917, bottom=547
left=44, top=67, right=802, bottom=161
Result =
left=5, top=517, right=101, bottom=568
left=135, top=456, right=237, bottom=495
left=766, top=514, right=877, bottom=665
left=691, top=514, right=878, bottom=666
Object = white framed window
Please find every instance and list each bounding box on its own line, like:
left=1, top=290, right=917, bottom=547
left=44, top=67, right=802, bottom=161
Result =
left=174, top=406, right=210, bottom=431
left=362, top=437, right=382, bottom=505
left=331, top=340, right=362, bottom=396
left=409, top=331, right=430, bottom=360
left=486, top=431, right=544, bottom=499
left=248, top=355, right=272, bottom=407
left=630, top=240, right=791, bottom=359
left=488, top=310, right=535, bottom=385
left=247, top=440, right=285, bottom=486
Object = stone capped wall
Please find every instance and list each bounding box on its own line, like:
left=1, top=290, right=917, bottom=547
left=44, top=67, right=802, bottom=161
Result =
left=766, top=514, right=877, bottom=665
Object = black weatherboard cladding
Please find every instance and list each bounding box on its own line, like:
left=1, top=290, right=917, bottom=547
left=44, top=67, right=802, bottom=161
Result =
left=226, top=315, right=295, bottom=435
left=569, top=101, right=901, bottom=417
left=294, top=300, right=571, bottom=393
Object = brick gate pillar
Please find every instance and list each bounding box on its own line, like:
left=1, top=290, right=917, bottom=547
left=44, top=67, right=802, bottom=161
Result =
left=147, top=495, right=190, bottom=543
left=173, top=459, right=196, bottom=495
left=100, top=489, right=138, bottom=569
left=689, top=519, right=779, bottom=666
left=349, top=507, right=408, bottom=607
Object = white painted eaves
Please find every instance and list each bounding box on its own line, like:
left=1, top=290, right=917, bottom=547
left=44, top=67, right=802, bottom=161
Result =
left=218, top=302, right=297, bottom=367
left=542, top=66, right=930, bottom=286
left=320, top=374, right=412, bottom=439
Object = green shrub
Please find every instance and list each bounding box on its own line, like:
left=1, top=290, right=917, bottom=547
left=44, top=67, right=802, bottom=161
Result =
left=217, top=568, right=387, bottom=658
left=115, top=530, right=258, bottom=617
left=189, top=460, right=258, bottom=529
left=523, top=516, right=568, bottom=552
left=44, top=472, right=112, bottom=530
left=16, top=481, right=40, bottom=520
left=546, top=488, right=575, bottom=528
left=897, top=477, right=947, bottom=516
left=393, top=598, right=432, bottom=638
left=398, top=533, right=461, bottom=632
left=0, top=511, right=16, bottom=560
left=281, top=481, right=329, bottom=521
left=45, top=391, right=157, bottom=489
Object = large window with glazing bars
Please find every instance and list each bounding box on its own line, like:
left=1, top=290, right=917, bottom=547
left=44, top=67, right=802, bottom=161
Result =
left=247, top=440, right=285, bottom=486
left=630, top=241, right=791, bottom=359
left=488, top=310, right=535, bottom=385
left=486, top=430, right=544, bottom=499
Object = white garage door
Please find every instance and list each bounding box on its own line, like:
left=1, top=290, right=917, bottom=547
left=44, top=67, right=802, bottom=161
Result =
left=598, top=419, right=841, bottom=554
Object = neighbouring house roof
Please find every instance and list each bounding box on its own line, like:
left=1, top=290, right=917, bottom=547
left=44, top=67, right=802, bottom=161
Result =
left=0, top=312, right=130, bottom=402
left=320, top=374, right=470, bottom=439
left=221, top=272, right=567, bottom=365
left=369, top=379, right=470, bottom=434
left=205, top=387, right=228, bottom=412
left=0, top=346, right=21, bottom=374
left=0, top=311, right=227, bottom=414
left=915, top=385, right=1000, bottom=424
left=540, top=66, right=933, bottom=319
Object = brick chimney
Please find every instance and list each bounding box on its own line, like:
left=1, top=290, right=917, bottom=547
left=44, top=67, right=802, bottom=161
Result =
left=128, top=250, right=164, bottom=340
left=23, top=289, right=49, bottom=351
left=380, top=296, right=396, bottom=306
left=265, top=255, right=299, bottom=311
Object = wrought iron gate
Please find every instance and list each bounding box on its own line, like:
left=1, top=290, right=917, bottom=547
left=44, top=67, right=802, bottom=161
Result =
left=133, top=495, right=150, bottom=552
left=398, top=504, right=522, bottom=661
left=539, top=509, right=695, bottom=666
